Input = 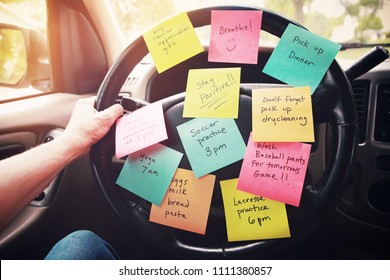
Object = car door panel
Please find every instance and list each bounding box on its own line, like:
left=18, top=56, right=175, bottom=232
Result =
left=0, top=93, right=81, bottom=256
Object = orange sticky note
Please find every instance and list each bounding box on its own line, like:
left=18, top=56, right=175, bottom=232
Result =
left=149, top=168, right=215, bottom=234
left=183, top=68, right=241, bottom=118
left=220, top=178, right=290, bottom=242
left=143, top=12, right=204, bottom=73
left=252, top=86, right=314, bottom=142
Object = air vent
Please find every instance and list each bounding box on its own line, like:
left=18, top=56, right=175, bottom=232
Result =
left=375, top=85, right=390, bottom=142
left=124, top=76, right=138, bottom=86
left=351, top=80, right=370, bottom=144
left=119, top=76, right=138, bottom=96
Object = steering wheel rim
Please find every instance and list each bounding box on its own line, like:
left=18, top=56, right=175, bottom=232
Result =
left=91, top=6, right=358, bottom=259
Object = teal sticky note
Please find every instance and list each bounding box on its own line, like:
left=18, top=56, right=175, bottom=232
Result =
left=177, top=118, right=246, bottom=178
left=116, top=143, right=183, bottom=206
left=263, top=23, right=341, bottom=94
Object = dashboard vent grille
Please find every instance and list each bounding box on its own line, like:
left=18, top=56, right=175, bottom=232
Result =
left=351, top=80, right=370, bottom=143
left=374, top=84, right=390, bottom=142
left=124, top=76, right=138, bottom=86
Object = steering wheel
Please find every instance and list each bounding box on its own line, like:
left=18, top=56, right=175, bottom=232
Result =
left=91, top=6, right=358, bottom=259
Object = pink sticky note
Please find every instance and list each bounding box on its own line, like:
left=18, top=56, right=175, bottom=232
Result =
left=237, top=133, right=311, bottom=206
left=115, top=102, right=167, bottom=158
left=208, top=10, right=263, bottom=64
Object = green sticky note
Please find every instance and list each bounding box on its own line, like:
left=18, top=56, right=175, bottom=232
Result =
left=177, top=118, right=246, bottom=178
left=116, top=143, right=183, bottom=206
left=263, top=23, right=341, bottom=94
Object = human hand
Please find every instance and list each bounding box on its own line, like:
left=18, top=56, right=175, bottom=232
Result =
left=63, top=96, right=124, bottom=155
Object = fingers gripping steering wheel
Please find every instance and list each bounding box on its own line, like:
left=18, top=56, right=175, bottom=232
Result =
left=91, top=6, right=358, bottom=259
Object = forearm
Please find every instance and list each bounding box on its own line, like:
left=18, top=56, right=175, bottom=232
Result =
left=0, top=97, right=123, bottom=231
left=0, top=134, right=87, bottom=230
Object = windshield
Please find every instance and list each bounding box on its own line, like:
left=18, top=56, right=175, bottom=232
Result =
left=109, top=0, right=390, bottom=46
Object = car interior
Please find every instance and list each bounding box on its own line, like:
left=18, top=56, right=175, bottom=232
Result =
left=0, top=0, right=390, bottom=260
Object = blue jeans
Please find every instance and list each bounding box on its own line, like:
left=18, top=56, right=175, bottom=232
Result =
left=45, top=230, right=119, bottom=260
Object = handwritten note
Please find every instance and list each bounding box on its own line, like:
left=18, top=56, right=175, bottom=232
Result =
left=220, top=178, right=290, bottom=242
left=237, top=133, right=311, bottom=206
left=115, top=102, right=167, bottom=159
left=176, top=118, right=246, bottom=178
left=263, top=23, right=341, bottom=94
left=143, top=12, right=204, bottom=73
left=149, top=168, right=215, bottom=234
left=183, top=68, right=241, bottom=118
left=208, top=10, right=263, bottom=64
left=116, top=143, right=183, bottom=206
left=252, top=86, right=314, bottom=142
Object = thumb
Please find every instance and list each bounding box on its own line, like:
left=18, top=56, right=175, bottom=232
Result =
left=99, top=103, right=124, bottom=124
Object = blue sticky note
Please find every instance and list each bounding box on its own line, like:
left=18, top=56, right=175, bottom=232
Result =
left=263, top=23, right=341, bottom=94
left=177, top=118, right=246, bottom=178
left=116, top=143, right=183, bottom=206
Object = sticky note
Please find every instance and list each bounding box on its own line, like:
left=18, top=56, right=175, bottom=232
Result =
left=209, top=10, right=263, bottom=64
left=263, top=23, right=341, bottom=94
left=143, top=12, right=204, bottom=73
left=150, top=168, right=215, bottom=234
left=237, top=134, right=311, bottom=207
left=183, top=68, right=241, bottom=118
left=220, top=178, right=290, bottom=242
left=115, top=102, right=167, bottom=159
left=116, top=143, right=183, bottom=206
left=177, top=118, right=246, bottom=178
left=252, top=86, right=314, bottom=142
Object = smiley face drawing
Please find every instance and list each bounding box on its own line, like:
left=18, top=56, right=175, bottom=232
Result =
left=209, top=10, right=263, bottom=64
left=227, top=37, right=237, bottom=52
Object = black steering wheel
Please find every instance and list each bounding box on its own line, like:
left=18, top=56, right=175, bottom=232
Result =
left=91, top=6, right=358, bottom=259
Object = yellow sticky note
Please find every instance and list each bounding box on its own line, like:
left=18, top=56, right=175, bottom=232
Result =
left=220, top=178, right=290, bottom=242
left=183, top=68, right=241, bottom=118
left=143, top=12, right=204, bottom=73
left=252, top=86, right=314, bottom=142
left=149, top=168, right=215, bottom=235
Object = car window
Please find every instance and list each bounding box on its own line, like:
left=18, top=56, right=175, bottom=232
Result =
left=0, top=0, right=49, bottom=99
